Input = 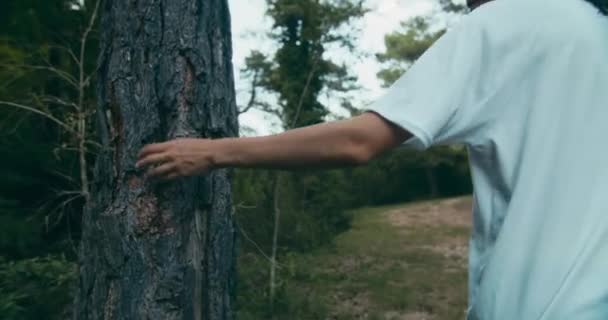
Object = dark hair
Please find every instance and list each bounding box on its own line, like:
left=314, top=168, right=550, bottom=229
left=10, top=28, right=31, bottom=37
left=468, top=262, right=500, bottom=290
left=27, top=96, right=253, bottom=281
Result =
left=584, top=0, right=608, bottom=15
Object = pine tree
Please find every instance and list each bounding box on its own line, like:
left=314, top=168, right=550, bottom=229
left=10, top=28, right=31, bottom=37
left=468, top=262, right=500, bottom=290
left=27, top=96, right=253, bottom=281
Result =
left=74, top=0, right=238, bottom=318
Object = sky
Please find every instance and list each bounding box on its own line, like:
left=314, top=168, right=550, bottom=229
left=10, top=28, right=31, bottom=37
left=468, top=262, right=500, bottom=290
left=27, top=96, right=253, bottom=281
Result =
left=227, top=0, right=462, bottom=134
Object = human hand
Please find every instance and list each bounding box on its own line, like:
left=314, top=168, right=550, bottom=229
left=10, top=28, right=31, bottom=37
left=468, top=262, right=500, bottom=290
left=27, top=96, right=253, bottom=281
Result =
left=135, top=138, right=214, bottom=181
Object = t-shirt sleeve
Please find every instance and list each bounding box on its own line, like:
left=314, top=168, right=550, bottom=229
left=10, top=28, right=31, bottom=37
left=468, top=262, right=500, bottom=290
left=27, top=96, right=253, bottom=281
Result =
left=365, top=13, right=492, bottom=150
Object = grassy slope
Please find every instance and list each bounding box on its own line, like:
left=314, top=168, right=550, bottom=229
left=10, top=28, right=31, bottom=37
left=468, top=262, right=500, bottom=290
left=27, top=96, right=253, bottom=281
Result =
left=282, top=196, right=473, bottom=320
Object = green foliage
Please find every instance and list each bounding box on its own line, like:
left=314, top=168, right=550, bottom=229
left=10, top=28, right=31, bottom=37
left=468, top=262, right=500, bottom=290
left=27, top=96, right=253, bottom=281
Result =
left=245, top=0, right=366, bottom=128
left=0, top=112, right=85, bottom=259
left=347, top=147, right=471, bottom=207
left=236, top=4, right=369, bottom=317
left=376, top=0, right=467, bottom=87
left=233, top=152, right=472, bottom=318
left=0, top=0, right=100, bottom=249
left=0, top=255, right=76, bottom=320
left=236, top=251, right=331, bottom=320
left=0, top=1, right=475, bottom=319
left=376, top=18, right=444, bottom=87
left=237, top=199, right=471, bottom=319
left=0, top=1, right=98, bottom=318
left=235, top=3, right=473, bottom=317
left=236, top=0, right=368, bottom=259
left=234, top=169, right=354, bottom=253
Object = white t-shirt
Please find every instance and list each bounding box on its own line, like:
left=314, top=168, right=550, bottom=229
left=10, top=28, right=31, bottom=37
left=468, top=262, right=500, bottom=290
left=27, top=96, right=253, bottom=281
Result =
left=367, top=0, right=608, bottom=319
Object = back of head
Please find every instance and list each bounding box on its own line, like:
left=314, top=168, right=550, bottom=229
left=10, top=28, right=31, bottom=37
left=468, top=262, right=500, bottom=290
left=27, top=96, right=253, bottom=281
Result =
left=583, top=0, right=608, bottom=14
left=468, top=0, right=607, bottom=15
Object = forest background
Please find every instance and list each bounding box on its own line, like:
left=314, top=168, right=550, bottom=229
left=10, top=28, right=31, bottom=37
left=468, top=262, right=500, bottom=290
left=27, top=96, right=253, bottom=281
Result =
left=0, top=0, right=473, bottom=318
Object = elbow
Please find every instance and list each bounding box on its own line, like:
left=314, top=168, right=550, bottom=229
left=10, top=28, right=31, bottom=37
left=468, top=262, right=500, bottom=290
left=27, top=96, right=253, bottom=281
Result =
left=346, top=141, right=375, bottom=166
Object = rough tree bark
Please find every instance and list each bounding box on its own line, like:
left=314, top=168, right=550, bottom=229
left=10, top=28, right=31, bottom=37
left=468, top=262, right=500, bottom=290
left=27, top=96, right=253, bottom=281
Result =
left=74, top=0, right=239, bottom=319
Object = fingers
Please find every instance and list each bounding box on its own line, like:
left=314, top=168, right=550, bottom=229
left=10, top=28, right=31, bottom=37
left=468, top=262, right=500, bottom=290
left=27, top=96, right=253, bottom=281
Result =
left=136, top=152, right=171, bottom=169
left=145, top=162, right=175, bottom=180
left=138, top=142, right=170, bottom=159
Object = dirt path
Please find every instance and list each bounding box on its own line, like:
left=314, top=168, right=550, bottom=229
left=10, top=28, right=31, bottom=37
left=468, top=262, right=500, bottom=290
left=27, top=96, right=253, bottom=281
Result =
left=278, top=196, right=474, bottom=319
left=379, top=196, right=472, bottom=320
left=322, top=196, right=473, bottom=320
left=383, top=197, right=472, bottom=267
left=384, top=197, right=472, bottom=229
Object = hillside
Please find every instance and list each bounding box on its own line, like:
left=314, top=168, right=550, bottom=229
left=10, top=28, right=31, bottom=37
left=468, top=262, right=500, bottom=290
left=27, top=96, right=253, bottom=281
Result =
left=282, top=196, right=473, bottom=320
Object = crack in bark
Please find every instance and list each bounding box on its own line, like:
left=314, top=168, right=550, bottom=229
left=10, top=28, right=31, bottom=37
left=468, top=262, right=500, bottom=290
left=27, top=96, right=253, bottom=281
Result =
left=172, top=54, right=196, bottom=138
left=159, top=0, right=165, bottom=47
left=103, top=280, right=119, bottom=320
left=108, top=82, right=123, bottom=181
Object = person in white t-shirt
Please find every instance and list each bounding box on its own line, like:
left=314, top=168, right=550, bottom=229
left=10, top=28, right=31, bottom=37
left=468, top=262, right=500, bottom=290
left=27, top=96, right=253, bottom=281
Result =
left=136, top=0, right=608, bottom=318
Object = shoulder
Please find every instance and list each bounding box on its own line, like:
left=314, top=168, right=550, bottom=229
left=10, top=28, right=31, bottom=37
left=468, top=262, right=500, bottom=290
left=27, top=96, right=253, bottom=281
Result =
left=455, top=0, right=540, bottom=39
left=460, top=0, right=604, bottom=44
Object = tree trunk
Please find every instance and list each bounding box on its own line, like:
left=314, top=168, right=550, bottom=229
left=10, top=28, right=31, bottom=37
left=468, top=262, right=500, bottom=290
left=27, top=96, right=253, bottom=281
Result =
left=74, top=0, right=238, bottom=319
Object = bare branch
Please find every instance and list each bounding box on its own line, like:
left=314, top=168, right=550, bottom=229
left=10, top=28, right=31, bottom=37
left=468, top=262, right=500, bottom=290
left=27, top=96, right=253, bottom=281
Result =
left=82, top=0, right=101, bottom=50
left=68, top=47, right=82, bottom=68
left=76, top=0, right=101, bottom=103
left=79, top=0, right=101, bottom=92
left=55, top=190, right=86, bottom=197
left=76, top=0, right=101, bottom=204
left=36, top=95, right=80, bottom=111
left=66, top=208, right=79, bottom=256
left=233, top=207, right=286, bottom=269
left=85, top=139, right=105, bottom=150
left=0, top=63, right=79, bottom=88
left=269, top=55, right=321, bottom=305
left=0, top=101, right=76, bottom=135
left=45, top=193, right=84, bottom=229
left=235, top=202, right=258, bottom=209
left=290, top=56, right=321, bottom=129
left=255, top=102, right=282, bottom=119
left=238, top=71, right=260, bottom=115
left=269, top=174, right=282, bottom=303
left=0, top=71, right=23, bottom=90
left=58, top=143, right=103, bottom=154
left=49, top=44, right=81, bottom=67
left=50, top=170, right=78, bottom=186
left=83, top=69, right=98, bottom=88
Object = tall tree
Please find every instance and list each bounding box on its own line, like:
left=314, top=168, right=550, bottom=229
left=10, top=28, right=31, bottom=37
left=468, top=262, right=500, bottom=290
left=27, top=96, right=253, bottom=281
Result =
left=376, top=17, right=444, bottom=87
left=376, top=0, right=467, bottom=86
left=242, top=0, right=366, bottom=127
left=74, top=0, right=239, bottom=319
left=237, top=0, right=365, bottom=307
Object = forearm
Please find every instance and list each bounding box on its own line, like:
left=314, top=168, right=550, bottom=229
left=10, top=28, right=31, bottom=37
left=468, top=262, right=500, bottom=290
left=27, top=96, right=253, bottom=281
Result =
left=211, top=119, right=370, bottom=170
left=136, top=112, right=410, bottom=180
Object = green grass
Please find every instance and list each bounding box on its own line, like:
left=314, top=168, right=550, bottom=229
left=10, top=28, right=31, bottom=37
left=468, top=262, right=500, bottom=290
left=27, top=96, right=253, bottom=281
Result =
left=278, top=199, right=471, bottom=319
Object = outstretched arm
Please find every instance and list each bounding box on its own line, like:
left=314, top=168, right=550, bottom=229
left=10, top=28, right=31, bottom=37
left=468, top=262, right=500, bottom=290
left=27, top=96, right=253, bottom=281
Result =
left=135, top=111, right=411, bottom=181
